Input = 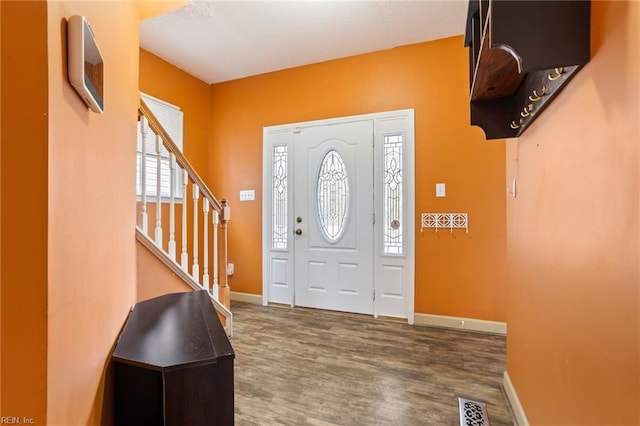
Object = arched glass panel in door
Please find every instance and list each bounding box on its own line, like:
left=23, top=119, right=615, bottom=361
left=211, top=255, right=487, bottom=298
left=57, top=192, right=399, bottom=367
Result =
left=316, top=149, right=350, bottom=242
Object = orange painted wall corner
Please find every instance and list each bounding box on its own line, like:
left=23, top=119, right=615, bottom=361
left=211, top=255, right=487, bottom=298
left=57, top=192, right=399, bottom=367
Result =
left=139, top=48, right=211, bottom=177
left=505, top=1, right=639, bottom=423
left=45, top=1, right=140, bottom=424
left=138, top=0, right=186, bottom=21
left=1, top=1, right=49, bottom=422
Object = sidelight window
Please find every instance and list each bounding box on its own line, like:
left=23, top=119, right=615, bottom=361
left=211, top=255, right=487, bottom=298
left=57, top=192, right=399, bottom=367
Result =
left=383, top=134, right=403, bottom=254
left=272, top=145, right=288, bottom=249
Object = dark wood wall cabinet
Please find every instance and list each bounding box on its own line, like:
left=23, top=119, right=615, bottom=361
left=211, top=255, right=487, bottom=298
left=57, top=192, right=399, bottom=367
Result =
left=464, top=0, right=591, bottom=139
left=113, top=290, right=234, bottom=426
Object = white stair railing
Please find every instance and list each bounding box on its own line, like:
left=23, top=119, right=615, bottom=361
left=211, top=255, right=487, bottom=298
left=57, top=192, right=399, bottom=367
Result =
left=136, top=99, right=232, bottom=332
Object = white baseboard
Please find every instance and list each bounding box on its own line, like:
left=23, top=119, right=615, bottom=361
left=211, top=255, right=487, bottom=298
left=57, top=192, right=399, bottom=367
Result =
left=503, top=371, right=530, bottom=426
left=413, top=312, right=506, bottom=335
left=230, top=291, right=262, bottom=305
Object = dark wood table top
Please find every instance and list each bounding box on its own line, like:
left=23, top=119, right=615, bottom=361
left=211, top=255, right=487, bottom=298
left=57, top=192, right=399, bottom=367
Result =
left=113, top=290, right=234, bottom=371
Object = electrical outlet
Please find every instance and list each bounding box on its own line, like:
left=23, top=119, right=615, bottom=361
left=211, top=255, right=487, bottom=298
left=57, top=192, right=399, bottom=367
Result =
left=227, top=263, right=234, bottom=276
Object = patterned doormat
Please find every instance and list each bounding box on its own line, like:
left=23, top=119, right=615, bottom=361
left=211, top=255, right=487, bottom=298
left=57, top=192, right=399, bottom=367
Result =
left=459, top=397, right=490, bottom=426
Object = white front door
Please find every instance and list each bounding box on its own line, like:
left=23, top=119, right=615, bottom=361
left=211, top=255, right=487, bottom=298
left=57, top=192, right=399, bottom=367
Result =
left=293, top=120, right=374, bottom=314
left=263, top=109, right=415, bottom=322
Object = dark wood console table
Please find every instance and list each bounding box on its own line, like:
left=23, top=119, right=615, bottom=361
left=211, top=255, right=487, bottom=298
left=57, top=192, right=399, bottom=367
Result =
left=113, top=290, right=234, bottom=425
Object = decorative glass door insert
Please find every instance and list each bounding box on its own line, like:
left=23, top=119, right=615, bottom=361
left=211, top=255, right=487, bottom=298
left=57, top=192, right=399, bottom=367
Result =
left=316, top=150, right=350, bottom=242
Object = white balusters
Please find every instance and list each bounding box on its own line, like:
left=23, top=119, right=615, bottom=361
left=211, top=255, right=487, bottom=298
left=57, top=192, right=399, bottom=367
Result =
left=154, top=134, right=163, bottom=247
left=212, top=209, right=219, bottom=301
left=181, top=170, right=189, bottom=271
left=140, top=116, right=148, bottom=233
left=220, top=199, right=231, bottom=309
left=136, top=102, right=232, bottom=335
left=202, top=198, right=210, bottom=293
left=168, top=154, right=176, bottom=261
left=192, top=184, right=200, bottom=283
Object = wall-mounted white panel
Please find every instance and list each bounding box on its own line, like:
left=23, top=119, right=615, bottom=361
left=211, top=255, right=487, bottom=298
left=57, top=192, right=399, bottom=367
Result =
left=240, top=189, right=255, bottom=201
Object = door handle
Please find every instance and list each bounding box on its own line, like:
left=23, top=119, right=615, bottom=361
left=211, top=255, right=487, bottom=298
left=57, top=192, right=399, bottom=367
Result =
left=295, top=229, right=302, bottom=236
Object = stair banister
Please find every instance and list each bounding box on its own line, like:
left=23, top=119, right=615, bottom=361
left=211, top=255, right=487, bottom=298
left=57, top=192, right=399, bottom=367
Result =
left=192, top=184, right=200, bottom=282
left=137, top=99, right=232, bottom=335
left=139, top=100, right=222, bottom=212
left=181, top=169, right=188, bottom=271
left=203, top=198, right=210, bottom=292
left=220, top=199, right=230, bottom=308
left=140, top=116, right=148, bottom=233
left=168, top=153, right=177, bottom=261
left=154, top=133, right=163, bottom=246
left=213, top=209, right=219, bottom=300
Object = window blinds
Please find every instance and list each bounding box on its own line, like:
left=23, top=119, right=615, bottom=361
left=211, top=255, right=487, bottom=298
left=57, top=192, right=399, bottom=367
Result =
left=140, top=93, right=183, bottom=149
left=136, top=93, right=184, bottom=198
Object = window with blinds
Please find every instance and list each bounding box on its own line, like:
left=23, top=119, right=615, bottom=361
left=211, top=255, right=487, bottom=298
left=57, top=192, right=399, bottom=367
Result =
left=136, top=93, right=184, bottom=200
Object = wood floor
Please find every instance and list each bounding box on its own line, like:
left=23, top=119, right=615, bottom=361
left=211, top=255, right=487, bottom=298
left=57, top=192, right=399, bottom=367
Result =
left=231, top=302, right=514, bottom=426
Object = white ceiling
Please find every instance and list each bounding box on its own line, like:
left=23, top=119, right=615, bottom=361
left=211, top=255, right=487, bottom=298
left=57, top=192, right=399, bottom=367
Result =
left=140, top=0, right=468, bottom=84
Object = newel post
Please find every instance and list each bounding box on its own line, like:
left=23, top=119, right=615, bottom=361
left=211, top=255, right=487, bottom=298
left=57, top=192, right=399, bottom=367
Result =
left=220, top=199, right=231, bottom=310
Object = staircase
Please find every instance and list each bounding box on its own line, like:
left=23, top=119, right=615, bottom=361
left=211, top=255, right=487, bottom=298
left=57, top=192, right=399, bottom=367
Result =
left=135, top=98, right=233, bottom=335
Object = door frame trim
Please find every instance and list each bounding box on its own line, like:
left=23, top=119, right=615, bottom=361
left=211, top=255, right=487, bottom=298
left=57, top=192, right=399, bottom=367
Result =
left=262, top=109, right=415, bottom=323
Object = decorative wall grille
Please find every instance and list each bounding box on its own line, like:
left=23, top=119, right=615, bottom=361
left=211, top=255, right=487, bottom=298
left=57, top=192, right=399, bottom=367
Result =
left=458, top=398, right=489, bottom=426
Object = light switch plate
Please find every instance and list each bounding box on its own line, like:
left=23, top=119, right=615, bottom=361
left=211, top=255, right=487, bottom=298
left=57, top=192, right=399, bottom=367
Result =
left=239, top=190, right=255, bottom=201
left=435, top=183, right=446, bottom=197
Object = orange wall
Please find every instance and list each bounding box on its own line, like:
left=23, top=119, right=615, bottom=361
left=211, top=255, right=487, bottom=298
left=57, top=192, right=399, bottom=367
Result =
left=207, top=36, right=507, bottom=320
left=45, top=1, right=139, bottom=424
left=136, top=239, right=194, bottom=301
left=136, top=240, right=228, bottom=327
left=505, top=1, right=639, bottom=424
left=138, top=0, right=185, bottom=21
left=0, top=0, right=3, bottom=416
left=139, top=48, right=211, bottom=179
left=138, top=47, right=220, bottom=297
left=1, top=1, right=49, bottom=422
